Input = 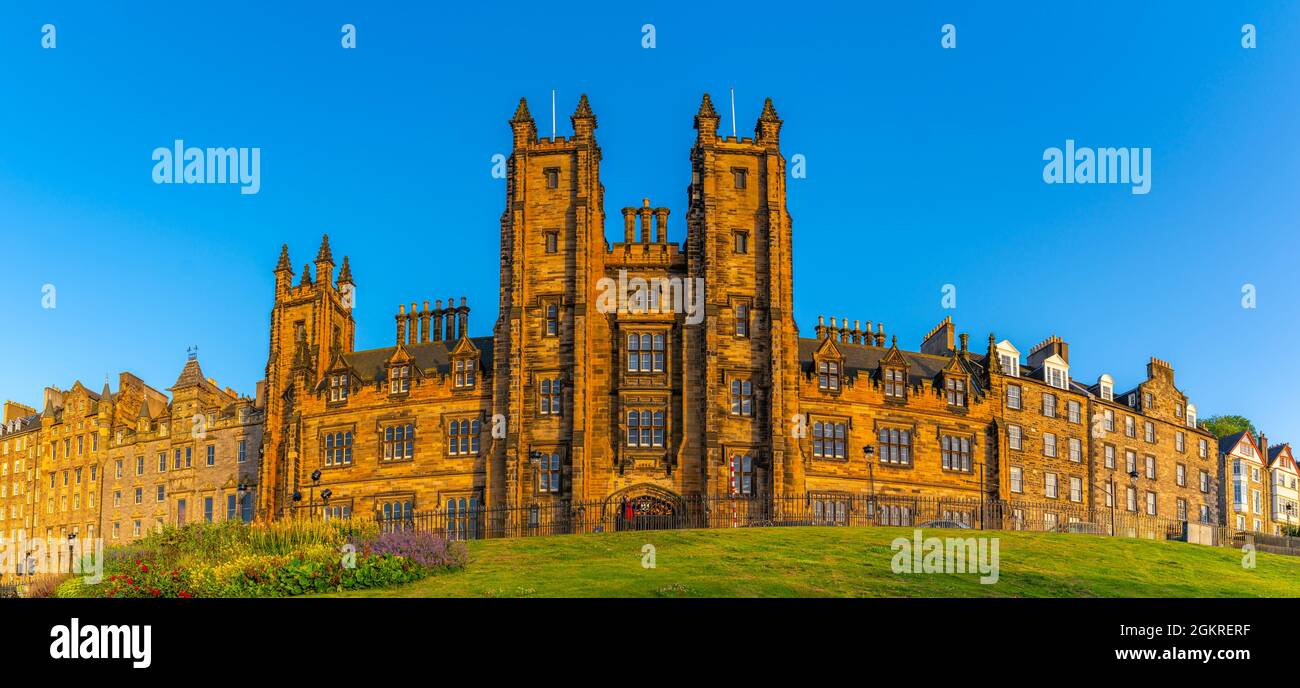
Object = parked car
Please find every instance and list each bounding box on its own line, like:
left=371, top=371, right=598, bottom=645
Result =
left=1054, top=521, right=1106, bottom=535
left=917, top=519, right=971, bottom=529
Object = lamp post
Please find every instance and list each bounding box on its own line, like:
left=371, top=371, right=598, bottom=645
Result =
left=66, top=532, right=76, bottom=574
left=862, top=446, right=876, bottom=524
left=309, top=469, right=321, bottom=519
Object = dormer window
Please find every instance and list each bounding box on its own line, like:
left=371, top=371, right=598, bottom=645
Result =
left=1045, top=366, right=1068, bottom=390
left=945, top=376, right=967, bottom=407
left=883, top=368, right=906, bottom=400
left=1000, top=354, right=1019, bottom=377
left=1187, top=404, right=1198, bottom=428
left=1098, top=374, right=1114, bottom=401
left=817, top=360, right=840, bottom=391
left=329, top=374, right=349, bottom=402
left=454, top=359, right=476, bottom=388
left=389, top=365, right=410, bottom=394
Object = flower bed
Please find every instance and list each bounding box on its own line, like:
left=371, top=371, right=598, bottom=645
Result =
left=55, top=520, right=467, bottom=598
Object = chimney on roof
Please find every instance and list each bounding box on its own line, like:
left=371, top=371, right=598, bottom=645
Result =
left=920, top=316, right=955, bottom=356
left=458, top=297, right=470, bottom=339
left=445, top=297, right=457, bottom=340
left=654, top=207, right=669, bottom=243
left=621, top=208, right=636, bottom=243
left=432, top=300, right=444, bottom=341
left=639, top=198, right=653, bottom=243
left=1027, top=335, right=1069, bottom=368
left=815, top=315, right=826, bottom=340
left=959, top=333, right=969, bottom=354
left=395, top=304, right=408, bottom=346
left=420, top=301, right=431, bottom=343
left=1260, top=432, right=1269, bottom=456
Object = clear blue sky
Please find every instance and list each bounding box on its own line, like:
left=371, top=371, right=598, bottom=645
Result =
left=1, top=2, right=1296, bottom=441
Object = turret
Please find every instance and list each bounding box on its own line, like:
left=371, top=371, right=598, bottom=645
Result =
left=274, top=244, right=293, bottom=293
left=694, top=93, right=720, bottom=142
left=510, top=97, right=537, bottom=149
left=314, top=234, right=335, bottom=289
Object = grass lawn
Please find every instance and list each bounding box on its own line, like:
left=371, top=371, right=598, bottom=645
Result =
left=320, top=526, right=1300, bottom=598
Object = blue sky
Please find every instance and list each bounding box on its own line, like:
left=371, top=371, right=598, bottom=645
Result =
left=0, top=2, right=1296, bottom=441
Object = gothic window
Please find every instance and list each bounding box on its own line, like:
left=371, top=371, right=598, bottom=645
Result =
left=389, top=365, right=410, bottom=394
left=454, top=358, right=476, bottom=388
left=447, top=419, right=481, bottom=456
left=324, top=431, right=353, bottom=466
left=730, top=454, right=753, bottom=495
left=735, top=303, right=750, bottom=337
left=383, top=424, right=415, bottom=462
left=626, top=410, right=665, bottom=448
left=545, top=303, right=559, bottom=336
left=539, top=452, right=561, bottom=493
left=539, top=379, right=563, bottom=415
left=730, top=379, right=753, bottom=417
left=817, top=360, right=840, bottom=391
left=883, top=368, right=907, bottom=400
left=945, top=376, right=967, bottom=407
left=941, top=435, right=972, bottom=472
left=626, top=333, right=665, bottom=373
left=878, top=428, right=912, bottom=465
left=812, top=421, right=846, bottom=459
left=329, top=374, right=349, bottom=402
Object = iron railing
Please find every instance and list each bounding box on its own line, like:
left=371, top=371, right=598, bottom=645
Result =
left=371, top=493, right=1231, bottom=547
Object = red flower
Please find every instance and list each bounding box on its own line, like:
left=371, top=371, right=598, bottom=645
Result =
left=178, top=591, right=192, bottom=599
left=140, top=564, right=149, bottom=573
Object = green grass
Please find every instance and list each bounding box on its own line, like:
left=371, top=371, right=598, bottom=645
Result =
left=319, top=526, right=1300, bottom=598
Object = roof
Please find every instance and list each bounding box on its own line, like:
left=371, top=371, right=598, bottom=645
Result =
left=0, top=413, right=39, bottom=438
left=335, top=337, right=494, bottom=383
left=1219, top=431, right=1253, bottom=456
left=799, top=337, right=987, bottom=397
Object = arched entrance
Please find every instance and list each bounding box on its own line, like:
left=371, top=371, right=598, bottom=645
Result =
left=606, top=485, right=685, bottom=532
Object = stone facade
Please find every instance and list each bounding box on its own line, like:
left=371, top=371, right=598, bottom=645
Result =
left=1, top=94, right=1269, bottom=541
left=252, top=94, right=1229, bottom=532
left=9, top=359, right=263, bottom=560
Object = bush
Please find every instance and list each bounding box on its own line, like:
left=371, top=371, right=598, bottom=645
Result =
left=359, top=530, right=468, bottom=570
left=59, top=519, right=466, bottom=598
left=25, top=574, right=69, bottom=598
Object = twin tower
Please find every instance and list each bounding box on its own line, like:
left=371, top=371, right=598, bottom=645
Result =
left=258, top=94, right=801, bottom=517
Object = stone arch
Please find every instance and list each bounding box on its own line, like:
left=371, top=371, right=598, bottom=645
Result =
left=603, top=483, right=686, bottom=531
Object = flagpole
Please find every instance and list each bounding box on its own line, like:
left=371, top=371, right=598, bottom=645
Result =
left=730, top=86, right=736, bottom=137
left=551, top=90, right=556, bottom=139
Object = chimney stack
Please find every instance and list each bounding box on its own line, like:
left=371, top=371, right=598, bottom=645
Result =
left=396, top=305, right=407, bottom=346
left=654, top=208, right=669, bottom=243
left=639, top=198, right=652, bottom=243
left=621, top=208, right=637, bottom=243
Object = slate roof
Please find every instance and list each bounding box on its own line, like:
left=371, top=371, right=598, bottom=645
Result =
left=335, top=337, right=494, bottom=384
left=798, top=337, right=988, bottom=398
left=0, top=413, right=39, bottom=438
left=1219, top=431, right=1250, bottom=456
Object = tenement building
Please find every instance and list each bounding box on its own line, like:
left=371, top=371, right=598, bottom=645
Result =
left=6, top=358, right=263, bottom=555
left=253, top=94, right=1227, bottom=532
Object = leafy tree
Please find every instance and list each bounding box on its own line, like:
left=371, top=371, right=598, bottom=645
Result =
left=1201, top=414, right=1256, bottom=439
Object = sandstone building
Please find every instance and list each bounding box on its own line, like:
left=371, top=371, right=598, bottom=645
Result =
left=253, top=94, right=1225, bottom=534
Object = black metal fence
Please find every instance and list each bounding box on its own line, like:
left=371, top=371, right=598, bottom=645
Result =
left=373, top=493, right=1231, bottom=546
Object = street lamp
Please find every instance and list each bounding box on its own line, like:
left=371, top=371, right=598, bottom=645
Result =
left=309, top=469, right=322, bottom=518
left=66, top=532, right=76, bottom=573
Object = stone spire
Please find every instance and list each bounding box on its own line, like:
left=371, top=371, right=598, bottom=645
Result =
left=275, top=244, right=292, bottom=272
left=695, top=93, right=720, bottom=139
left=510, top=97, right=537, bottom=148
left=316, top=234, right=333, bottom=263
left=986, top=333, right=1002, bottom=376
left=756, top=97, right=783, bottom=143
left=571, top=93, right=596, bottom=139
left=337, top=256, right=353, bottom=285
left=299, top=263, right=313, bottom=287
